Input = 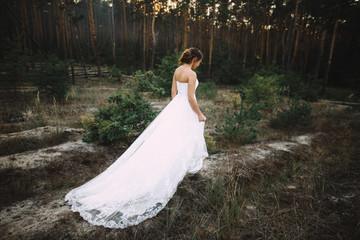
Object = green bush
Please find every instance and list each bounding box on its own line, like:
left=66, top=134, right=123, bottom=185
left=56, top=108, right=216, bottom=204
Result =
left=0, top=39, right=71, bottom=101
left=245, top=73, right=283, bottom=111
left=270, top=101, right=312, bottom=129
left=30, top=54, right=71, bottom=102
left=254, top=66, right=319, bottom=102
left=108, top=65, right=122, bottom=81
left=281, top=71, right=319, bottom=102
left=0, top=38, right=31, bottom=90
left=215, top=91, right=262, bottom=145
left=154, top=49, right=181, bottom=94
left=82, top=91, right=157, bottom=145
left=127, top=70, right=167, bottom=98
left=196, top=81, right=217, bottom=99
left=210, top=51, right=253, bottom=85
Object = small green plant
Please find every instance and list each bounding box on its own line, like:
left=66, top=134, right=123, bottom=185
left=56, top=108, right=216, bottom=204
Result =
left=127, top=70, right=167, bottom=98
left=270, top=101, right=312, bottom=129
left=154, top=49, right=181, bottom=93
left=82, top=91, right=157, bottom=145
left=216, top=91, right=262, bottom=145
left=30, top=54, right=71, bottom=102
left=281, top=71, right=319, bottom=101
left=196, top=81, right=217, bottom=99
left=245, top=73, right=283, bottom=111
left=108, top=65, right=122, bottom=81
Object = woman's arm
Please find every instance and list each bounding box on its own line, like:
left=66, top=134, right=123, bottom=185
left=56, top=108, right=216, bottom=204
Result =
left=188, top=73, right=206, bottom=122
left=171, top=74, right=177, bottom=99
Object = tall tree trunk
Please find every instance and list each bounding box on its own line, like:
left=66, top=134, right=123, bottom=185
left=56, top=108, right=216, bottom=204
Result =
left=54, top=0, right=61, bottom=49
left=183, top=2, right=189, bottom=50
left=132, top=1, right=136, bottom=68
left=122, top=0, right=128, bottom=48
left=303, top=34, right=311, bottom=73
left=315, top=29, right=327, bottom=80
left=243, top=29, right=248, bottom=69
left=208, top=0, right=216, bottom=78
left=142, top=3, right=146, bottom=72
left=150, top=9, right=156, bottom=70
left=284, top=18, right=292, bottom=68
left=265, top=1, right=271, bottom=67
left=20, top=0, right=29, bottom=49
left=59, top=2, right=68, bottom=59
left=109, top=1, right=116, bottom=64
left=273, top=28, right=280, bottom=64
left=281, top=17, right=288, bottom=68
left=287, top=0, right=299, bottom=68
left=87, top=0, right=101, bottom=76
left=260, top=27, right=266, bottom=65
left=66, top=2, right=75, bottom=84
left=175, top=15, right=179, bottom=50
left=322, top=20, right=339, bottom=95
left=292, top=1, right=302, bottom=65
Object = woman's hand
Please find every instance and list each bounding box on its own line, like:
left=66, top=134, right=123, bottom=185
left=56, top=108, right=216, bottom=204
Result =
left=198, top=113, right=206, bottom=122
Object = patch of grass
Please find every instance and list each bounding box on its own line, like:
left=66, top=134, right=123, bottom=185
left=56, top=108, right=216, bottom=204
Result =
left=0, top=130, right=75, bottom=156
left=0, top=151, right=116, bottom=208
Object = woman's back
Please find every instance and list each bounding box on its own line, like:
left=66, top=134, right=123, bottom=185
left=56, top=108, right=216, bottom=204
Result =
left=174, top=65, right=195, bottom=83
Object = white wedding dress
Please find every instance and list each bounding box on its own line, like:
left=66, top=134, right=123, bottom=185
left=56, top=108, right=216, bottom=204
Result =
left=65, top=79, right=208, bottom=228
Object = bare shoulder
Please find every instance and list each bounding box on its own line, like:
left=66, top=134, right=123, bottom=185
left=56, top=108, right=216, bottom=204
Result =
left=188, top=71, right=197, bottom=82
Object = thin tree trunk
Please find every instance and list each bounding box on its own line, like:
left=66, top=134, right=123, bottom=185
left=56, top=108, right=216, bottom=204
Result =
left=122, top=0, right=128, bottom=48
left=315, top=29, right=327, bottom=79
left=322, top=20, right=339, bottom=95
left=265, top=1, right=271, bottom=67
left=132, top=1, right=136, bottom=68
left=260, top=27, right=266, bottom=65
left=175, top=16, right=179, bottom=50
left=273, top=28, right=280, bottom=64
left=183, top=2, right=189, bottom=50
left=281, top=17, right=288, bottom=68
left=66, top=2, right=75, bottom=84
left=150, top=9, right=156, bottom=70
left=208, top=0, right=216, bottom=78
left=303, top=34, right=311, bottom=73
left=87, top=0, right=101, bottom=76
left=292, top=0, right=302, bottom=65
left=20, top=0, right=29, bottom=49
left=243, top=29, right=248, bottom=69
left=59, top=2, right=68, bottom=59
left=142, top=3, right=146, bottom=72
left=287, top=0, right=299, bottom=68
left=109, top=0, right=116, bottom=64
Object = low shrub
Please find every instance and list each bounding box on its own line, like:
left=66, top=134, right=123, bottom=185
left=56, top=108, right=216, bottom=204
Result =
left=30, top=54, right=71, bottom=102
left=216, top=91, right=262, bottom=145
left=245, top=73, right=283, bottom=111
left=127, top=70, right=167, bottom=98
left=108, top=65, right=122, bottom=82
left=154, top=49, right=181, bottom=92
left=270, top=101, right=312, bottom=129
left=281, top=71, right=319, bottom=102
left=196, top=81, right=217, bottom=99
left=82, top=91, right=157, bottom=145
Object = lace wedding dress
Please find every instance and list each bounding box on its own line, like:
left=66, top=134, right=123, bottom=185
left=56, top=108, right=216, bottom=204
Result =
left=65, top=79, right=208, bottom=228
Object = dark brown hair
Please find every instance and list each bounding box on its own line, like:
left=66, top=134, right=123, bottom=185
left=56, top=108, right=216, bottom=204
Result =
left=177, top=47, right=203, bottom=65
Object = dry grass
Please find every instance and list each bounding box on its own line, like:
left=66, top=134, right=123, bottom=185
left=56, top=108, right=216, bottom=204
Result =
left=1, top=76, right=359, bottom=239
left=0, top=129, right=78, bottom=156
left=0, top=77, right=121, bottom=134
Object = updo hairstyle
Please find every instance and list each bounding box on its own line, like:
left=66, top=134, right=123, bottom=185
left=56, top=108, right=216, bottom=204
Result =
left=177, top=47, right=203, bottom=65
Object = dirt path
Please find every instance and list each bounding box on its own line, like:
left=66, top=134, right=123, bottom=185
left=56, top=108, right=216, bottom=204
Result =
left=0, top=130, right=319, bottom=240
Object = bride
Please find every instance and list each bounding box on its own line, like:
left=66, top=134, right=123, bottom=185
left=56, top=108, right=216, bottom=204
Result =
left=65, top=47, right=209, bottom=229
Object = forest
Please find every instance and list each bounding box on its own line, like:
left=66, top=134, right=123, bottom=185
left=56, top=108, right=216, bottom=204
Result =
left=0, top=0, right=359, bottom=239
left=1, top=0, right=359, bottom=89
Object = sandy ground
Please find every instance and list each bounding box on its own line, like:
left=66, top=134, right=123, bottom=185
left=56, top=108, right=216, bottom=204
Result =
left=0, top=125, right=319, bottom=240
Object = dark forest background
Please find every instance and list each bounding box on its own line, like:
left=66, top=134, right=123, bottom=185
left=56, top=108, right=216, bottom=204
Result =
left=0, top=0, right=360, bottom=93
